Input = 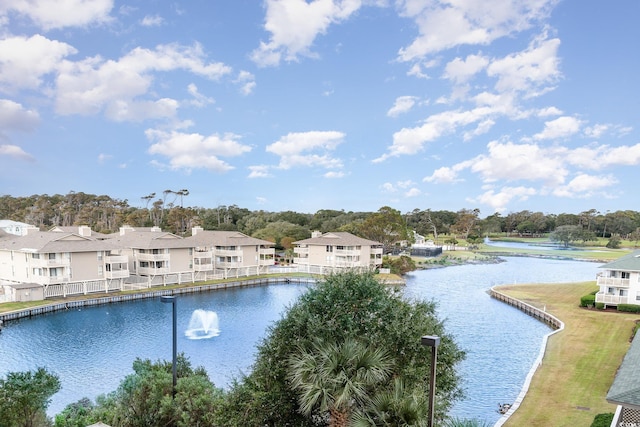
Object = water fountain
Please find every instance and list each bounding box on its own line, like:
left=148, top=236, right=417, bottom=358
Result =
left=185, top=309, right=220, bottom=339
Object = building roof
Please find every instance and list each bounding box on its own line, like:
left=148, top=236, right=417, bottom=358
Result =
left=49, top=226, right=109, bottom=239
left=105, top=231, right=194, bottom=250
left=294, top=232, right=381, bottom=246
left=187, top=230, right=274, bottom=247
left=607, top=331, right=640, bottom=410
left=6, top=282, right=44, bottom=290
left=0, top=232, right=121, bottom=253
left=599, top=250, right=640, bottom=272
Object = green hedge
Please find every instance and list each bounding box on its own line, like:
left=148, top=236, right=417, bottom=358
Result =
left=595, top=302, right=605, bottom=310
left=590, top=413, right=614, bottom=427
left=618, top=304, right=640, bottom=313
left=580, top=294, right=596, bottom=307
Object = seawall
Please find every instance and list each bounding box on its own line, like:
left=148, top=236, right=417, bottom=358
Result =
left=0, top=277, right=316, bottom=323
left=489, top=286, right=565, bottom=427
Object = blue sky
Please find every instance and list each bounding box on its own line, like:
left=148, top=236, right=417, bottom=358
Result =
left=1, top=0, right=639, bottom=216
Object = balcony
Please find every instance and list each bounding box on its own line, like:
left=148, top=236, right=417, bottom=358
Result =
left=595, top=292, right=627, bottom=305
left=259, top=248, right=275, bottom=256
left=597, top=276, right=631, bottom=288
left=32, top=257, right=70, bottom=268
left=137, top=266, right=170, bottom=275
left=335, top=249, right=361, bottom=256
left=215, top=248, right=242, bottom=257
left=194, top=262, right=213, bottom=271
left=106, top=269, right=129, bottom=279
left=137, top=253, right=170, bottom=262
left=216, top=260, right=242, bottom=268
left=193, top=250, right=213, bottom=259
left=294, top=247, right=309, bottom=255
left=105, top=255, right=128, bottom=264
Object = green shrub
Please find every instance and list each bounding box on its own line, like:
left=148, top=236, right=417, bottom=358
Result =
left=590, top=412, right=614, bottom=427
left=595, top=302, right=605, bottom=310
left=580, top=294, right=595, bottom=307
left=618, top=304, right=640, bottom=313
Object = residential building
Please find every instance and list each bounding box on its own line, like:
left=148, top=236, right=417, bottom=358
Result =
left=0, top=219, right=38, bottom=236
left=595, top=250, right=640, bottom=307
left=293, top=231, right=383, bottom=274
left=186, top=227, right=275, bottom=278
left=607, top=331, right=640, bottom=425
left=0, top=228, right=129, bottom=299
left=105, top=227, right=193, bottom=279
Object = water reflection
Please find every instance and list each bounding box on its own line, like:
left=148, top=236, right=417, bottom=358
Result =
left=0, top=257, right=600, bottom=423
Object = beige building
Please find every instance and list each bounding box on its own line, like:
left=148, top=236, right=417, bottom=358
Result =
left=0, top=227, right=129, bottom=299
left=293, top=231, right=383, bottom=274
left=186, top=227, right=275, bottom=278
left=595, top=249, right=640, bottom=307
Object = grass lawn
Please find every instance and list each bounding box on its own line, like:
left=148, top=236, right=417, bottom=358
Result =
left=497, top=281, right=639, bottom=427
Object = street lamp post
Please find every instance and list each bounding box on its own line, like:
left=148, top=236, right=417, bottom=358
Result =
left=161, top=295, right=177, bottom=399
left=421, top=335, right=440, bottom=427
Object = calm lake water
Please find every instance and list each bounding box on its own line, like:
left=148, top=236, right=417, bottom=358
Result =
left=0, top=257, right=600, bottom=423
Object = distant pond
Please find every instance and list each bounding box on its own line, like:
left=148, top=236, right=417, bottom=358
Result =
left=0, top=257, right=600, bottom=424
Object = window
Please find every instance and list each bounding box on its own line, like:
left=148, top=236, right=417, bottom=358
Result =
left=622, top=272, right=631, bottom=279
left=98, top=265, right=103, bottom=276
left=32, top=253, right=40, bottom=259
left=326, top=245, right=333, bottom=252
left=49, top=253, right=56, bottom=260
left=97, top=251, right=103, bottom=261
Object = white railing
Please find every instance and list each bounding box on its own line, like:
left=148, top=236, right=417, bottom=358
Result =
left=595, top=292, right=627, bottom=305
left=137, top=266, right=170, bottom=275
left=105, top=255, right=128, bottom=264
left=596, top=277, right=630, bottom=288
left=215, top=249, right=242, bottom=256
left=194, top=263, right=213, bottom=271
left=105, top=270, right=129, bottom=279
left=136, top=253, right=170, bottom=262
left=32, top=258, right=70, bottom=267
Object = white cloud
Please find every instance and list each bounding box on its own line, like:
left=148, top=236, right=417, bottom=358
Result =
left=97, top=153, right=112, bottom=163
left=567, top=143, right=640, bottom=170
left=0, top=0, right=114, bottom=30
left=140, top=14, right=164, bottom=27
left=0, top=144, right=35, bottom=161
left=471, top=186, right=537, bottom=212
left=146, top=129, right=252, bottom=172
left=405, top=187, right=421, bottom=197
left=248, top=165, right=272, bottom=178
left=443, top=54, right=489, bottom=84
left=55, top=43, right=232, bottom=120
left=235, top=71, right=256, bottom=95
left=187, top=83, right=215, bottom=107
left=533, top=115, right=582, bottom=140
left=487, top=33, right=561, bottom=96
left=0, top=35, right=77, bottom=92
left=266, top=130, right=345, bottom=170
left=251, top=0, right=362, bottom=67
left=552, top=173, right=618, bottom=198
left=397, top=0, right=558, bottom=61
left=387, top=96, right=419, bottom=117
left=583, top=123, right=609, bottom=139
left=470, top=139, right=567, bottom=185
left=374, top=106, right=494, bottom=162
left=324, top=171, right=345, bottom=178
left=0, top=99, right=40, bottom=131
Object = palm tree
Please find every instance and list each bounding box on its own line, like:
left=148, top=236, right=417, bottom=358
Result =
left=352, top=378, right=429, bottom=427
left=287, top=338, right=393, bottom=427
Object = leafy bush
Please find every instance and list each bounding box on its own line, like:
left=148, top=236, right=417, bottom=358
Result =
left=590, top=412, right=614, bottom=427
left=618, top=304, right=640, bottom=313
left=606, top=236, right=622, bottom=249
left=580, top=294, right=595, bottom=307
left=596, top=302, right=606, bottom=310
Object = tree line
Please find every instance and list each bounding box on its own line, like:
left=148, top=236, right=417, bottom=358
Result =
left=2, top=192, right=640, bottom=249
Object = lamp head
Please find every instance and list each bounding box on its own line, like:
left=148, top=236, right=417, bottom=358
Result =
left=161, top=296, right=175, bottom=304
left=421, top=335, right=440, bottom=348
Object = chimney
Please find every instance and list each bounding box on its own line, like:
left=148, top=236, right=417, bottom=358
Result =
left=312, top=231, right=323, bottom=238
left=78, top=225, right=91, bottom=237
left=119, top=225, right=134, bottom=235
left=151, top=226, right=162, bottom=232
left=192, top=226, right=203, bottom=235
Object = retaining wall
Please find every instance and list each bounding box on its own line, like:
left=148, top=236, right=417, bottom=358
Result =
left=489, top=286, right=565, bottom=427
left=0, top=277, right=316, bottom=323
